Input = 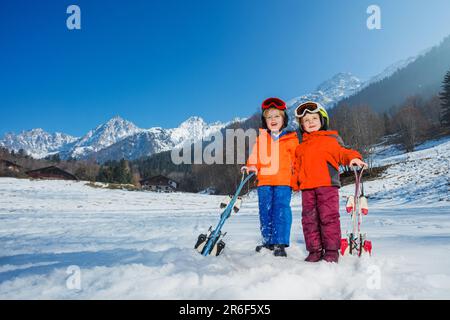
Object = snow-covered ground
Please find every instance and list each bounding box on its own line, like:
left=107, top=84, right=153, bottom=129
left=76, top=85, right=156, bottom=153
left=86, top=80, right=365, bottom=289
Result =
left=0, top=137, right=449, bottom=299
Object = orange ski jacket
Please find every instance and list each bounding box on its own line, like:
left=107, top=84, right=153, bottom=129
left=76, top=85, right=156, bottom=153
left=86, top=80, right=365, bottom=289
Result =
left=292, top=130, right=362, bottom=190
left=246, top=129, right=299, bottom=187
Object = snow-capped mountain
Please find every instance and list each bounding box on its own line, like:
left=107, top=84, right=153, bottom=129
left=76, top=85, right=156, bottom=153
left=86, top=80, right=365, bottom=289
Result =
left=0, top=129, right=78, bottom=159
left=361, top=57, right=417, bottom=90
left=0, top=47, right=429, bottom=162
left=287, top=72, right=364, bottom=111
left=169, top=116, right=225, bottom=148
left=286, top=48, right=428, bottom=114
left=0, top=116, right=227, bottom=162
left=285, top=72, right=364, bottom=129
left=90, top=130, right=174, bottom=163
left=61, top=116, right=143, bottom=159
left=361, top=47, right=431, bottom=90
left=91, top=117, right=229, bottom=162
left=0, top=71, right=390, bottom=161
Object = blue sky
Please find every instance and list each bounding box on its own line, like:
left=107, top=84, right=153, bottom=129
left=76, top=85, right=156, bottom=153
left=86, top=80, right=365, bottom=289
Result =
left=1, top=0, right=450, bottom=137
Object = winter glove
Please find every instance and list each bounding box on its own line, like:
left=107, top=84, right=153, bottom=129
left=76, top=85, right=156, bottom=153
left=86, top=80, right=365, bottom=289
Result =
left=241, top=166, right=258, bottom=175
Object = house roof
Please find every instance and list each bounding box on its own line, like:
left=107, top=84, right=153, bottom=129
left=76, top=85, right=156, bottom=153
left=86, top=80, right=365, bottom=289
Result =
left=25, top=166, right=78, bottom=180
left=0, top=159, right=22, bottom=168
left=139, top=175, right=178, bottom=186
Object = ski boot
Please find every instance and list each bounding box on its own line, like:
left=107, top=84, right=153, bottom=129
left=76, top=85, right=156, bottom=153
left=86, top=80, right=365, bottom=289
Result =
left=255, top=244, right=274, bottom=252
left=323, top=250, right=339, bottom=263
left=273, top=245, right=287, bottom=257
left=305, top=250, right=323, bottom=262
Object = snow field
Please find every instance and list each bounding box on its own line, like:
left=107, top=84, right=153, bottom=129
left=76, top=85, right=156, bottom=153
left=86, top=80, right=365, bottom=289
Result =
left=0, top=137, right=449, bottom=299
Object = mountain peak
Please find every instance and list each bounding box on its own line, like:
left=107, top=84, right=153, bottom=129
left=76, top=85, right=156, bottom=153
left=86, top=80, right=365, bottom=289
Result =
left=14, top=128, right=47, bottom=136
left=106, top=115, right=126, bottom=123
left=0, top=128, right=77, bottom=159
left=67, top=116, right=143, bottom=158
left=102, top=115, right=135, bottom=127
left=27, top=128, right=46, bottom=133
left=316, top=72, right=362, bottom=93
left=0, top=114, right=227, bottom=161
left=179, top=116, right=207, bottom=127
left=329, top=72, right=355, bottom=79
left=287, top=72, right=363, bottom=111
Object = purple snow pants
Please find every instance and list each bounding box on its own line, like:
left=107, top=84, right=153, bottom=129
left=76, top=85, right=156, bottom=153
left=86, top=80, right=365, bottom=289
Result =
left=301, top=186, right=341, bottom=253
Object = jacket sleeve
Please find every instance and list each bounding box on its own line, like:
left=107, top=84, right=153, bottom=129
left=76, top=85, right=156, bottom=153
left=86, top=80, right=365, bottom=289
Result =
left=334, top=136, right=362, bottom=166
left=246, top=138, right=260, bottom=170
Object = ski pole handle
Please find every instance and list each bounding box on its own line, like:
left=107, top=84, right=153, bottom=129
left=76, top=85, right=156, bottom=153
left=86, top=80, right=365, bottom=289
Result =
left=241, top=166, right=258, bottom=175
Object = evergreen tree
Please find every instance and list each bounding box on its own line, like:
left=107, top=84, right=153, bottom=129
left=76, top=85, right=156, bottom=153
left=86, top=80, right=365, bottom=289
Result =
left=96, top=160, right=132, bottom=184
left=440, top=70, right=450, bottom=127
left=119, top=159, right=132, bottom=184
left=112, top=164, right=122, bottom=183
left=52, top=154, right=61, bottom=163
left=97, top=165, right=113, bottom=183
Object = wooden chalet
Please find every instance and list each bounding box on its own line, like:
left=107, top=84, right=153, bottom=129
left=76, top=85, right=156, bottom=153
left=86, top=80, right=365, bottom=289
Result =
left=0, top=159, right=22, bottom=173
left=139, top=175, right=178, bottom=192
left=25, top=166, right=78, bottom=181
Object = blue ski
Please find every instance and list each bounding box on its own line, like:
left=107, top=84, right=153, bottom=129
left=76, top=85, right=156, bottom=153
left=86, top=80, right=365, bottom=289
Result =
left=195, top=172, right=255, bottom=256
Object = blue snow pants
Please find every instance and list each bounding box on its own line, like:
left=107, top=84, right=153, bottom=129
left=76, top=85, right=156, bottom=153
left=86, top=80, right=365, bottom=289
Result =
left=257, top=186, right=293, bottom=246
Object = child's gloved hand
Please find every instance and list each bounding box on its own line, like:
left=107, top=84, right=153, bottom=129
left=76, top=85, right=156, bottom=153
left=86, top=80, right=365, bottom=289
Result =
left=241, top=166, right=258, bottom=175
left=350, top=158, right=368, bottom=168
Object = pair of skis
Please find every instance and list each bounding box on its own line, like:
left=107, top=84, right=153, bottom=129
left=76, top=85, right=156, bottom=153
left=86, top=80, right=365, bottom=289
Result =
left=195, top=172, right=255, bottom=256
left=340, top=166, right=373, bottom=257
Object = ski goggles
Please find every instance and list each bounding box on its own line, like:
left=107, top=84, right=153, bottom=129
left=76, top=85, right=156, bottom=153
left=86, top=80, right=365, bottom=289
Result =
left=262, top=97, right=286, bottom=110
left=295, top=101, right=323, bottom=118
